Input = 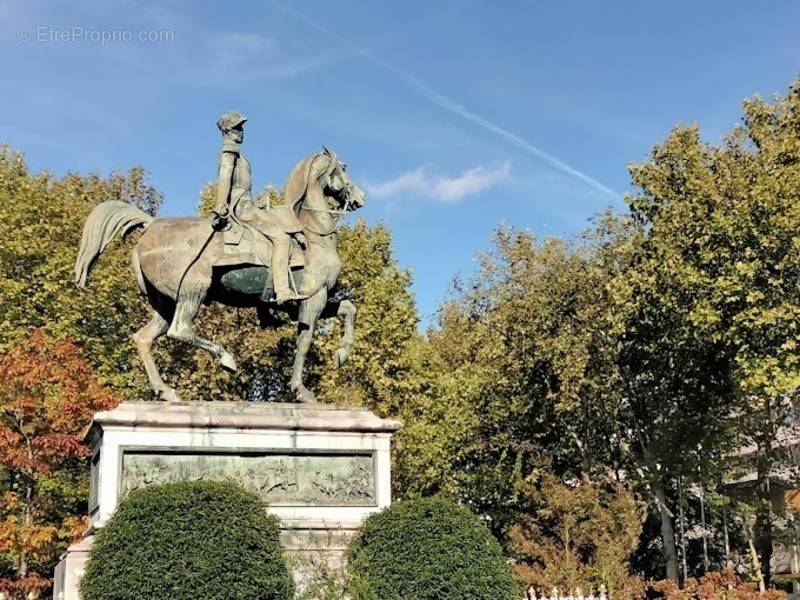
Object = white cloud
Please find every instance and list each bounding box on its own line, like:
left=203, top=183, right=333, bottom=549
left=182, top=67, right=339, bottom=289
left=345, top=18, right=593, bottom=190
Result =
left=367, top=162, right=510, bottom=203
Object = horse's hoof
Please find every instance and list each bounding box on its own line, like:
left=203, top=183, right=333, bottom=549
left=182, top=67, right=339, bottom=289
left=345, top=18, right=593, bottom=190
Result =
left=160, top=388, right=183, bottom=403
left=220, top=353, right=237, bottom=372
left=295, top=386, right=317, bottom=404
left=334, top=348, right=348, bottom=368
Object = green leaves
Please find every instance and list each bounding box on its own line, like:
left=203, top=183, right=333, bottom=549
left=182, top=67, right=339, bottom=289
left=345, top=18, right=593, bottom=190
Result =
left=347, top=497, right=519, bottom=600
left=397, top=227, right=627, bottom=521
left=80, top=481, right=294, bottom=600
left=397, top=78, right=800, bottom=583
left=0, top=147, right=162, bottom=399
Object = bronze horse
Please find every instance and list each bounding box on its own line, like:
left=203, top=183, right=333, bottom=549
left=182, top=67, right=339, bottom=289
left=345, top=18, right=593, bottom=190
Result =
left=75, top=148, right=365, bottom=403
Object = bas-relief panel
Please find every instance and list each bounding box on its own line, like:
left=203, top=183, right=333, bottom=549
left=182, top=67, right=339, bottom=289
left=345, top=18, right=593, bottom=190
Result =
left=120, top=450, right=376, bottom=506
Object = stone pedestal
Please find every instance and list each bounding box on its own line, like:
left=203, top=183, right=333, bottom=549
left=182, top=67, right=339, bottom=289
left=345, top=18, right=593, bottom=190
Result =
left=52, top=536, right=92, bottom=600
left=53, top=401, right=401, bottom=599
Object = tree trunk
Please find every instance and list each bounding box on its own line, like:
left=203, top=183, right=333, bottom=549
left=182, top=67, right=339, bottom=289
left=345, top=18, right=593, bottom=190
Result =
left=653, top=479, right=680, bottom=583
left=18, top=480, right=32, bottom=578
left=723, top=507, right=731, bottom=569
left=699, top=481, right=709, bottom=572
left=755, top=438, right=774, bottom=586
left=745, top=516, right=767, bottom=593
left=678, top=476, right=688, bottom=581
left=17, top=449, right=35, bottom=579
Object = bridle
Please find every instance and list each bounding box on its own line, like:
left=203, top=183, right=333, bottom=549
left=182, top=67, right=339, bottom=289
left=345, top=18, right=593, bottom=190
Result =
left=300, top=154, right=356, bottom=237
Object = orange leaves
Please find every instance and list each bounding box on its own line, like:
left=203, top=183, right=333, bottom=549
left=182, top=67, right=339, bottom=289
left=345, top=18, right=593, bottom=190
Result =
left=0, top=330, right=120, bottom=475
left=650, top=570, right=787, bottom=600
left=1, top=492, right=19, bottom=511
left=0, top=573, right=50, bottom=599
left=506, top=475, right=643, bottom=596
left=0, top=520, right=13, bottom=553
left=0, top=518, right=58, bottom=558
left=0, top=330, right=120, bottom=589
left=61, top=515, right=88, bottom=544
left=34, top=434, right=90, bottom=465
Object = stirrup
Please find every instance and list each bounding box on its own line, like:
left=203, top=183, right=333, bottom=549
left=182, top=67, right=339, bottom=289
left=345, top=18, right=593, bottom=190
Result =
left=271, top=289, right=308, bottom=305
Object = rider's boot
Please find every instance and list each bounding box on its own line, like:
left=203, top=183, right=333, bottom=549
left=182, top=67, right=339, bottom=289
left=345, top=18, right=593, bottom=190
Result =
left=264, top=235, right=308, bottom=304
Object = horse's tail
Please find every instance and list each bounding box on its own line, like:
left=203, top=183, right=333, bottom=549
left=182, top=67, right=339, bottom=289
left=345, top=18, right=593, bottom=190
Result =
left=75, top=200, right=154, bottom=288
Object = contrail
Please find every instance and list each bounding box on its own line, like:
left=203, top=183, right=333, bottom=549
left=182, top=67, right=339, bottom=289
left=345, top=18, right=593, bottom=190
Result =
left=270, top=1, right=618, bottom=200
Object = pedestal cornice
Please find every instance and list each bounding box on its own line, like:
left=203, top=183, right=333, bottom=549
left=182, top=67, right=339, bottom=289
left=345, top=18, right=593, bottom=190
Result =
left=89, top=401, right=402, bottom=435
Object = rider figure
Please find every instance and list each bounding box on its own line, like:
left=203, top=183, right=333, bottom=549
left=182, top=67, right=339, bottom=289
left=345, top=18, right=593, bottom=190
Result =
left=212, top=111, right=308, bottom=304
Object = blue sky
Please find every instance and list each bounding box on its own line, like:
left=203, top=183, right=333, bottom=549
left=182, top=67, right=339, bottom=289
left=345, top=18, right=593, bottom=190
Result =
left=3, top=0, right=799, bottom=326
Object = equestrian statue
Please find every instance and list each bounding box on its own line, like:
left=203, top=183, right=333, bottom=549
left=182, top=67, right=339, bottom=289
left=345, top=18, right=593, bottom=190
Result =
left=74, top=111, right=366, bottom=403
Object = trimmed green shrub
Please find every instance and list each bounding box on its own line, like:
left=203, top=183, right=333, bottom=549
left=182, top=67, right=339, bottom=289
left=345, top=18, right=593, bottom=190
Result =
left=80, top=480, right=294, bottom=600
left=347, top=497, right=520, bottom=600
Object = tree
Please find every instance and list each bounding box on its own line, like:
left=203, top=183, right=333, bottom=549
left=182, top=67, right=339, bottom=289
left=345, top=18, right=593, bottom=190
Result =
left=398, top=78, right=799, bottom=586
left=623, top=80, right=800, bottom=583
left=507, top=474, right=643, bottom=597
left=601, top=205, right=735, bottom=583
left=396, top=228, right=625, bottom=528
left=0, top=330, right=120, bottom=597
left=0, top=147, right=163, bottom=398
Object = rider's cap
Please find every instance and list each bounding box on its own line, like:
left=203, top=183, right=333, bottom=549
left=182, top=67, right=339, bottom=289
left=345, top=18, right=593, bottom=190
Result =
left=216, top=110, right=247, bottom=132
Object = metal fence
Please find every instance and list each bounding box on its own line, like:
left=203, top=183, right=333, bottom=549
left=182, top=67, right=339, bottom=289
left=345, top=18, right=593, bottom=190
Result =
left=523, top=586, right=609, bottom=600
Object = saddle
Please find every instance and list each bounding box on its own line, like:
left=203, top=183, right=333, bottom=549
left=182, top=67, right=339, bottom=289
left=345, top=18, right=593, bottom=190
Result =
left=214, top=207, right=305, bottom=268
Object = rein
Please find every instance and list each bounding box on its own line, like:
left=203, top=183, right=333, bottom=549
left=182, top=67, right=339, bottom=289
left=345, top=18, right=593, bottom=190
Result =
left=299, top=158, right=354, bottom=236
left=301, top=198, right=351, bottom=236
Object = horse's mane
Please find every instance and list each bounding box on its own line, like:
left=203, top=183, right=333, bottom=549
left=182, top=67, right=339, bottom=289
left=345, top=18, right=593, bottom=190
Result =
left=283, top=152, right=329, bottom=213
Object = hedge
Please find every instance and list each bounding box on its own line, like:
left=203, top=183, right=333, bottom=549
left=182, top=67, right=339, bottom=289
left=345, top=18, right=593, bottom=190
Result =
left=347, top=497, right=519, bottom=599
left=80, top=480, right=294, bottom=600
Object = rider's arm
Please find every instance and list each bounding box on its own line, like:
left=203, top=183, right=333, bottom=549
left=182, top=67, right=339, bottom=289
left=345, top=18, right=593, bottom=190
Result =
left=215, top=152, right=236, bottom=215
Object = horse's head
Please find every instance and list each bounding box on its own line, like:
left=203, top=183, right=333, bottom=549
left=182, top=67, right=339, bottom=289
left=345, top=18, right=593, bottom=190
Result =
left=320, top=146, right=366, bottom=212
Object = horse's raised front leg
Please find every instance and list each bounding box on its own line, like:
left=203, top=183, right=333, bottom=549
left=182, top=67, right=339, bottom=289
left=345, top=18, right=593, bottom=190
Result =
left=290, top=289, right=328, bottom=403
left=320, top=298, right=356, bottom=368
left=134, top=311, right=181, bottom=403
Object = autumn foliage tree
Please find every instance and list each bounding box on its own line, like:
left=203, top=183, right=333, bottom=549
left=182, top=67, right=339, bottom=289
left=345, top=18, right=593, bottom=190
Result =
left=0, top=146, right=162, bottom=399
left=0, top=331, right=119, bottom=598
left=507, top=474, right=642, bottom=597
